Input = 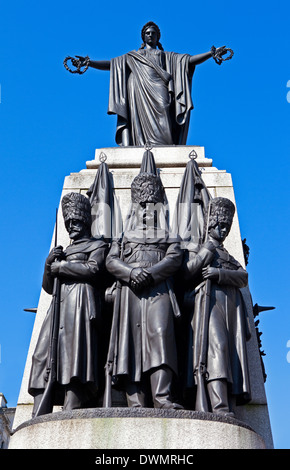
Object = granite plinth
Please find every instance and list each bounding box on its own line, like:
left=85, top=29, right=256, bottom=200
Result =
left=9, top=408, right=266, bottom=449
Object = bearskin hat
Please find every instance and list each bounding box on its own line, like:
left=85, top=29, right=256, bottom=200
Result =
left=206, top=197, right=235, bottom=230
left=131, top=172, right=165, bottom=205
left=61, top=192, right=91, bottom=227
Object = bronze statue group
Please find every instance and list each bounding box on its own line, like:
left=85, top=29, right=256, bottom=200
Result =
left=29, top=22, right=246, bottom=421
left=28, top=152, right=251, bottom=421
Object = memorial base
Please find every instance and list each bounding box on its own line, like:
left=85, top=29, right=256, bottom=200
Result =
left=10, top=146, right=273, bottom=449
left=9, top=408, right=266, bottom=449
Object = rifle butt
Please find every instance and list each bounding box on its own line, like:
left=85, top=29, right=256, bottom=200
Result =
left=34, top=380, right=55, bottom=417
left=102, top=282, right=121, bottom=408
left=195, top=370, right=209, bottom=413
left=102, top=369, right=112, bottom=408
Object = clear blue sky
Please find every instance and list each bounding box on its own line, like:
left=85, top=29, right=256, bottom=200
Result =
left=0, top=0, right=289, bottom=449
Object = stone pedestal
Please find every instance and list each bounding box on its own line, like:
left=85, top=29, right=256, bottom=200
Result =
left=9, top=408, right=266, bottom=449
left=9, top=145, right=274, bottom=449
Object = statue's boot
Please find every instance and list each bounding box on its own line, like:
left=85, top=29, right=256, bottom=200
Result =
left=207, top=379, right=235, bottom=417
left=63, top=381, right=88, bottom=410
left=126, top=381, right=147, bottom=407
left=150, top=366, right=183, bottom=409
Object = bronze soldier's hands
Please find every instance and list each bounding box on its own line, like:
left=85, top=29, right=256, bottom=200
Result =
left=46, top=245, right=64, bottom=265
left=130, top=268, right=153, bottom=291
left=203, top=239, right=220, bottom=251
left=50, top=261, right=63, bottom=276
left=202, top=266, right=219, bottom=281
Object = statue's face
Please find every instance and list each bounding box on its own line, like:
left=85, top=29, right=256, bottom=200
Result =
left=134, top=203, right=156, bottom=229
left=209, top=221, right=231, bottom=243
left=144, top=26, right=158, bottom=48
left=65, top=218, right=87, bottom=240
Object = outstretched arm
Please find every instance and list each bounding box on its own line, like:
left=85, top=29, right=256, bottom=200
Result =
left=189, top=51, right=212, bottom=66
left=89, top=59, right=110, bottom=70
left=74, top=55, right=110, bottom=71
left=189, top=46, right=227, bottom=66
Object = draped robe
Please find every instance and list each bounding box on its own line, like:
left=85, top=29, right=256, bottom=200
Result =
left=108, top=49, right=195, bottom=146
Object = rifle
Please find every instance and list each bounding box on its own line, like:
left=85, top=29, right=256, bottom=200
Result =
left=34, top=209, right=61, bottom=417
left=195, top=201, right=212, bottom=412
left=103, top=240, right=124, bottom=408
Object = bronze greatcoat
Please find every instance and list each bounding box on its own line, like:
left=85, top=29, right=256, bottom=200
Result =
left=106, top=234, right=183, bottom=383
left=183, top=243, right=252, bottom=405
left=28, top=237, right=108, bottom=402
